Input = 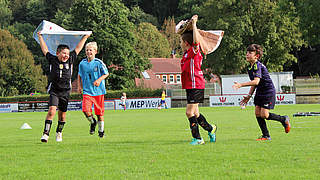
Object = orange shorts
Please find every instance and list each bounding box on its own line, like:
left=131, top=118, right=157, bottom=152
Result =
left=82, top=94, right=105, bottom=116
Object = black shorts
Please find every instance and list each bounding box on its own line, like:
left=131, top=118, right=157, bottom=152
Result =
left=186, top=89, right=204, bottom=104
left=254, top=95, right=275, bottom=109
left=48, top=90, right=70, bottom=112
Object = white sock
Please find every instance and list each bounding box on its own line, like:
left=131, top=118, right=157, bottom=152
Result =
left=98, top=121, right=104, bottom=132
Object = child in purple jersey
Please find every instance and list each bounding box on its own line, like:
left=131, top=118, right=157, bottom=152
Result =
left=232, top=44, right=291, bottom=141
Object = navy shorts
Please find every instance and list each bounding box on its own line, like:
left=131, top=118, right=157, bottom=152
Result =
left=48, top=90, right=70, bottom=112
left=186, top=89, right=204, bottom=104
left=254, top=95, right=275, bottom=109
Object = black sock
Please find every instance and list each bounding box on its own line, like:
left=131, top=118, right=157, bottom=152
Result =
left=43, top=120, right=52, bottom=135
left=188, top=116, right=201, bottom=139
left=256, top=117, right=270, bottom=137
left=267, top=113, right=285, bottom=124
left=197, top=114, right=213, bottom=132
left=56, top=121, right=65, bottom=133
left=86, top=115, right=96, bottom=124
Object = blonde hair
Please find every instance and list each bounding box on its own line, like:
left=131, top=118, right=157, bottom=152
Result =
left=85, top=42, right=98, bottom=51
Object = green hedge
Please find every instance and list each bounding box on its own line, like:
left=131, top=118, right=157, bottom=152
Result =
left=0, top=88, right=164, bottom=103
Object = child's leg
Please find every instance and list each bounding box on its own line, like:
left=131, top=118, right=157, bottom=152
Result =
left=265, top=111, right=285, bottom=124
left=94, top=95, right=105, bottom=137
left=255, top=106, right=270, bottom=137
left=43, top=106, right=57, bottom=135
left=82, top=95, right=95, bottom=122
left=56, top=110, right=66, bottom=133
left=97, top=115, right=104, bottom=133
left=84, top=112, right=96, bottom=123
left=55, top=95, right=69, bottom=133
left=264, top=109, right=291, bottom=133
left=186, top=104, right=201, bottom=139
left=196, top=113, right=213, bottom=132
left=193, top=105, right=213, bottom=132
left=261, top=107, right=288, bottom=126
left=256, top=117, right=270, bottom=137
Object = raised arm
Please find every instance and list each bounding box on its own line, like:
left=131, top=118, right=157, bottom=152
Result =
left=37, top=32, right=49, bottom=56
left=191, top=15, right=201, bottom=45
left=74, top=34, right=91, bottom=55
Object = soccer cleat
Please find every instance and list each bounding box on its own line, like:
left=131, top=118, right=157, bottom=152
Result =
left=98, top=131, right=104, bottom=138
left=190, top=138, right=205, bottom=145
left=284, top=116, right=291, bottom=133
left=56, top=132, right=62, bottom=142
left=41, top=134, right=49, bottom=143
left=208, top=124, right=217, bottom=142
left=90, top=120, right=97, bottom=135
left=256, top=135, right=272, bottom=141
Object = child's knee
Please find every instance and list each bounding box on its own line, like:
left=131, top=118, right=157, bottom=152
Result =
left=186, top=111, right=194, bottom=118
left=47, top=111, right=55, bottom=118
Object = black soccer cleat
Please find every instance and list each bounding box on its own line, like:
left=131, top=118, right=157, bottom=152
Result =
left=98, top=131, right=104, bottom=138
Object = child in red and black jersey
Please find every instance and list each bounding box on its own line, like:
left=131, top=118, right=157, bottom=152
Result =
left=179, top=15, right=217, bottom=145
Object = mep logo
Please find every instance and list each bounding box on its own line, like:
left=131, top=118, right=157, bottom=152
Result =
left=219, top=97, right=227, bottom=103
left=277, top=95, right=285, bottom=101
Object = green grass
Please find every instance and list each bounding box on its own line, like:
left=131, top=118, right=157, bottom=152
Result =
left=1, top=105, right=320, bottom=179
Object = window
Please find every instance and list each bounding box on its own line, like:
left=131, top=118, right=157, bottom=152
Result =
left=176, top=75, right=181, bottom=83
left=162, top=75, right=167, bottom=83
left=169, top=75, right=174, bottom=83
left=142, top=71, right=150, bottom=79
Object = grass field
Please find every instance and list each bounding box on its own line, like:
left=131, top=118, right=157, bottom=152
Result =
left=1, top=104, right=320, bottom=179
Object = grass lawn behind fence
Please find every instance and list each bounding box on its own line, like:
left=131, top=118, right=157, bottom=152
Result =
left=1, top=104, right=320, bottom=179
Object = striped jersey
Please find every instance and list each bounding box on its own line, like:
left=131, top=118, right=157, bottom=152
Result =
left=180, top=43, right=205, bottom=89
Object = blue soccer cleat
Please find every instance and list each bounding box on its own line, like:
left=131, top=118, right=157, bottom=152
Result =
left=208, top=124, right=217, bottom=142
left=190, top=138, right=205, bottom=145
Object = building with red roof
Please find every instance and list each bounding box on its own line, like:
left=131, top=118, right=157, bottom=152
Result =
left=135, top=58, right=182, bottom=89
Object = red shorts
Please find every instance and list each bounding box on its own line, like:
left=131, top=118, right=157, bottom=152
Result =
left=82, top=94, right=105, bottom=116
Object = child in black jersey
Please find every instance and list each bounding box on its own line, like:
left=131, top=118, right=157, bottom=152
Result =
left=38, top=32, right=90, bottom=142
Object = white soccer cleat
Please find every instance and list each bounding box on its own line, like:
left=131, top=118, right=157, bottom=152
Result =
left=56, top=132, right=63, bottom=142
left=41, top=134, right=49, bottom=143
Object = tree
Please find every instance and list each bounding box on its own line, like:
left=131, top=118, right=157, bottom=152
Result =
left=135, top=0, right=179, bottom=27
left=69, top=0, right=151, bottom=89
left=0, top=29, right=47, bottom=96
left=0, top=0, right=12, bottom=28
left=293, top=0, right=320, bottom=46
left=176, top=0, right=204, bottom=21
left=25, top=0, right=49, bottom=26
left=6, top=22, right=48, bottom=75
left=8, top=0, right=30, bottom=23
left=199, top=0, right=303, bottom=75
left=282, top=0, right=320, bottom=76
left=122, top=0, right=140, bottom=7
left=161, top=17, right=181, bottom=57
left=135, top=22, right=171, bottom=58
left=127, top=6, right=159, bottom=27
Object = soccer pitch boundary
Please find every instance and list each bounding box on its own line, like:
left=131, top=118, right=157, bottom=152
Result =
left=1, top=104, right=320, bottom=179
